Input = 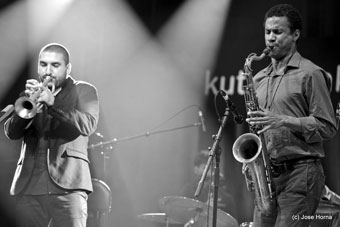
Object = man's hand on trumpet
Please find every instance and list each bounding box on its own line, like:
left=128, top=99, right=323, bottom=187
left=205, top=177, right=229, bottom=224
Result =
left=25, top=79, right=55, bottom=111
left=24, top=79, right=40, bottom=96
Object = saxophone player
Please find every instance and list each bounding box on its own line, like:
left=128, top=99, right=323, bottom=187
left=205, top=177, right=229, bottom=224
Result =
left=245, top=4, right=337, bottom=227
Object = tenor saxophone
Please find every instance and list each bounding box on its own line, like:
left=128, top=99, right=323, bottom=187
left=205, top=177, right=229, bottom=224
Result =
left=232, top=47, right=276, bottom=214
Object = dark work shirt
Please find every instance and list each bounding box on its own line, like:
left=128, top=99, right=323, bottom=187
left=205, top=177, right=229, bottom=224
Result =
left=253, top=51, right=337, bottom=161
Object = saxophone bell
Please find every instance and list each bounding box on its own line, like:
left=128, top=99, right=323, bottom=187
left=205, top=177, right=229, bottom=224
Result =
left=233, top=133, right=262, bottom=164
left=232, top=133, right=275, bottom=214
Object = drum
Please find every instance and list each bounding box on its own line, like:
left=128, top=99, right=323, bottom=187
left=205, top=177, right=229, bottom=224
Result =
left=239, top=222, right=253, bottom=227
left=87, top=178, right=112, bottom=227
left=88, top=178, right=112, bottom=212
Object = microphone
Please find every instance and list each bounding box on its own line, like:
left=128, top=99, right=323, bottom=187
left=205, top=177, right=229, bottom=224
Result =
left=0, top=104, right=14, bottom=123
left=198, top=109, right=206, bottom=132
left=220, top=91, right=244, bottom=124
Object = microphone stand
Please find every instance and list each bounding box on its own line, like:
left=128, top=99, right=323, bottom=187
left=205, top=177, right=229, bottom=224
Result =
left=194, top=107, right=230, bottom=227
left=89, top=122, right=202, bottom=151
left=0, top=105, right=14, bottom=123
left=89, top=122, right=202, bottom=182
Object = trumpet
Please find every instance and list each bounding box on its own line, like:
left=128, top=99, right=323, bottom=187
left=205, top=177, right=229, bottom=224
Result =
left=14, top=76, right=55, bottom=119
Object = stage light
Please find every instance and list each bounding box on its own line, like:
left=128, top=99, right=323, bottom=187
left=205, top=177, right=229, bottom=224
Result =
left=158, top=0, right=232, bottom=80
left=27, top=0, right=74, bottom=50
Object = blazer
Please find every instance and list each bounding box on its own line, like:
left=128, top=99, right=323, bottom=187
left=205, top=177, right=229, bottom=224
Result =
left=5, top=76, right=99, bottom=195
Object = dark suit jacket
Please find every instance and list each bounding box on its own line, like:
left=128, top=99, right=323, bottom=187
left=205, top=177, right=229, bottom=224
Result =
left=5, top=76, right=99, bottom=195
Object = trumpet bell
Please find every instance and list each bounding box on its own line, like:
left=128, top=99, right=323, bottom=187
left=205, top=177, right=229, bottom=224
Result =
left=14, top=96, right=37, bottom=119
left=232, top=133, right=262, bottom=163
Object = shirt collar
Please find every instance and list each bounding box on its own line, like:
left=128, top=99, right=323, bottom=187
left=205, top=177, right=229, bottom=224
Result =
left=264, top=51, right=301, bottom=76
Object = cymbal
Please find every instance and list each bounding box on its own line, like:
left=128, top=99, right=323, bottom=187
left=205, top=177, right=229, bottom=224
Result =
left=159, top=196, right=238, bottom=227
left=316, top=200, right=340, bottom=214
left=137, top=213, right=181, bottom=225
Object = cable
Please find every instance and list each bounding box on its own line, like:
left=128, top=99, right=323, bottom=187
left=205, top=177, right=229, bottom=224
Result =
left=148, top=104, right=200, bottom=132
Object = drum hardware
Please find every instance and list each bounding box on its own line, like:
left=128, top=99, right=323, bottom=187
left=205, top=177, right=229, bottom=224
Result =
left=239, top=222, right=253, bottom=227
left=158, top=196, right=238, bottom=227
left=137, top=213, right=181, bottom=227
left=316, top=200, right=340, bottom=214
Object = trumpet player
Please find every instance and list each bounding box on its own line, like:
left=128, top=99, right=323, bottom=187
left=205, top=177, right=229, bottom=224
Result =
left=4, top=43, right=99, bottom=227
left=245, top=4, right=337, bottom=227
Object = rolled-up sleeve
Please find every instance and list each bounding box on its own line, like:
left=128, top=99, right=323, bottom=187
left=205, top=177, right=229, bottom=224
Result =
left=299, top=69, right=337, bottom=143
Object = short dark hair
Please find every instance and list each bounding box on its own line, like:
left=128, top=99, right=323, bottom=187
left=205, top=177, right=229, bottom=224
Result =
left=264, top=4, right=302, bottom=33
left=40, top=43, right=70, bottom=65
